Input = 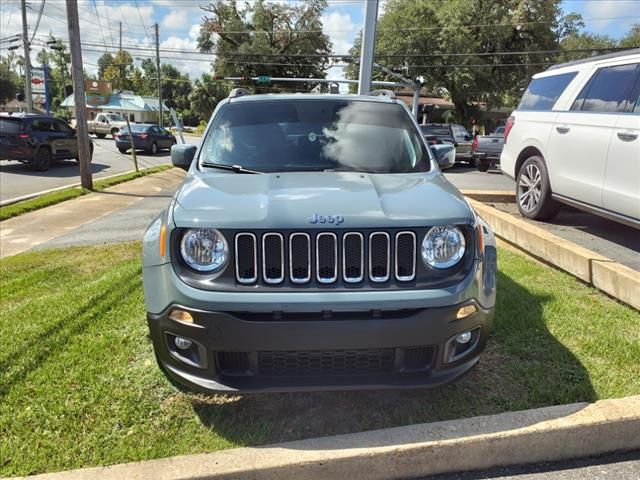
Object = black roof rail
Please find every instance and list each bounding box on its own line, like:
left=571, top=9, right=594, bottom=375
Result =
left=546, top=48, right=640, bottom=71
left=229, top=88, right=251, bottom=99
left=367, top=89, right=396, bottom=99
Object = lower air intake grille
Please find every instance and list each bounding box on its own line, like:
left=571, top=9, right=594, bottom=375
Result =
left=259, top=349, right=395, bottom=377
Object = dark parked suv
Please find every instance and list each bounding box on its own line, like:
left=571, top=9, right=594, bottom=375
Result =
left=0, top=113, right=93, bottom=171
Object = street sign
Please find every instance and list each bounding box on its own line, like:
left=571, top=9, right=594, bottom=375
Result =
left=256, top=76, right=271, bottom=85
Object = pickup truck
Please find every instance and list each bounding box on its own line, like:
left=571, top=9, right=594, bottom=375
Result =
left=87, top=113, right=128, bottom=139
left=471, top=126, right=505, bottom=172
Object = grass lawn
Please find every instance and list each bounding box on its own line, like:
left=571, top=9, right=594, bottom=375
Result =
left=1, top=242, right=638, bottom=476
left=0, top=165, right=173, bottom=222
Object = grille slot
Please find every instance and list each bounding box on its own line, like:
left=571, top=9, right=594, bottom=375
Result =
left=369, top=232, right=390, bottom=282
left=289, top=233, right=311, bottom=283
left=395, top=232, right=416, bottom=281
left=259, top=349, right=395, bottom=377
left=316, top=233, right=338, bottom=283
left=235, top=233, right=257, bottom=283
left=343, top=232, right=364, bottom=283
left=401, top=347, right=435, bottom=372
left=217, top=352, right=251, bottom=375
left=262, top=233, right=284, bottom=284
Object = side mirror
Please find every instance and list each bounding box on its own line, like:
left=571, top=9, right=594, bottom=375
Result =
left=464, top=134, right=471, bottom=141
left=430, top=144, right=456, bottom=170
left=171, top=144, right=197, bottom=171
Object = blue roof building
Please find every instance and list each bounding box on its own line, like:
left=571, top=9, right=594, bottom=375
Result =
left=61, top=92, right=169, bottom=124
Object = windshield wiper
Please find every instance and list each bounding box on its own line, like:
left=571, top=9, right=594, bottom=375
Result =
left=200, top=162, right=263, bottom=174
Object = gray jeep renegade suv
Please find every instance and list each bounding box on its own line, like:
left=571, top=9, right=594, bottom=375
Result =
left=142, top=90, right=497, bottom=393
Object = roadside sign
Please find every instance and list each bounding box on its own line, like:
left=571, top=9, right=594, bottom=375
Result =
left=257, top=76, right=271, bottom=85
left=31, top=67, right=45, bottom=94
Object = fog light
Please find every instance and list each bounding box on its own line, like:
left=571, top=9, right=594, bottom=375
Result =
left=174, top=336, right=193, bottom=350
left=456, top=304, right=477, bottom=319
left=169, top=309, right=194, bottom=324
left=456, top=331, right=472, bottom=344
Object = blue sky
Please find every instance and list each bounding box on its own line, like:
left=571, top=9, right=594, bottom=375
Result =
left=0, top=0, right=638, bottom=83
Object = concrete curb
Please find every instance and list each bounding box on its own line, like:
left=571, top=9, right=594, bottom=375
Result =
left=461, top=190, right=515, bottom=203
left=468, top=199, right=640, bottom=310
left=12, top=396, right=640, bottom=480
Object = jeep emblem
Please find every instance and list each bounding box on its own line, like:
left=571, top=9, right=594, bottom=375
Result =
left=309, top=213, right=344, bottom=225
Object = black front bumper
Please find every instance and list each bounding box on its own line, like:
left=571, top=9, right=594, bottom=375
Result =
left=148, top=302, right=494, bottom=393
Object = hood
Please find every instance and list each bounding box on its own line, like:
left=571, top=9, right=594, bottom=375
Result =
left=172, top=171, right=473, bottom=229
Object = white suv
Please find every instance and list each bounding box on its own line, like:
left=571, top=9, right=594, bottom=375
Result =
left=501, top=49, right=640, bottom=228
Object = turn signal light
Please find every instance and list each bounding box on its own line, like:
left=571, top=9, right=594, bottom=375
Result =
left=159, top=224, right=166, bottom=257
left=169, top=309, right=194, bottom=324
left=456, top=304, right=477, bottom=319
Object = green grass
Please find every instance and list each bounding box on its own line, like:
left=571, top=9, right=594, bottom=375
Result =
left=0, top=165, right=173, bottom=222
left=1, top=243, right=638, bottom=476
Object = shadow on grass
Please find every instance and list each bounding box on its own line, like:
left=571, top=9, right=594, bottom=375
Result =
left=0, top=269, right=141, bottom=398
left=191, top=270, right=596, bottom=447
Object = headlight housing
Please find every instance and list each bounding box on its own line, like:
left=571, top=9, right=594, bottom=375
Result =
left=421, top=225, right=466, bottom=269
left=180, top=228, right=229, bottom=273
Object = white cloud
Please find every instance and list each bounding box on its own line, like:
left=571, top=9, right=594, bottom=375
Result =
left=322, top=11, right=356, bottom=55
left=583, top=0, right=638, bottom=33
left=162, top=10, right=188, bottom=30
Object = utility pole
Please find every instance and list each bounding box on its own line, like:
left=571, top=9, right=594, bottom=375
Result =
left=21, top=0, right=33, bottom=112
left=155, top=23, right=163, bottom=126
left=357, top=0, right=378, bottom=95
left=119, top=21, right=122, bottom=51
left=66, top=0, right=93, bottom=189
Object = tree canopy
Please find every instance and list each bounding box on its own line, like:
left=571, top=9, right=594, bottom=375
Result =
left=197, top=0, right=332, bottom=90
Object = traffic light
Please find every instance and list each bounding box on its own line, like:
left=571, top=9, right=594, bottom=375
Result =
left=240, top=76, right=252, bottom=82
left=212, top=75, right=224, bottom=81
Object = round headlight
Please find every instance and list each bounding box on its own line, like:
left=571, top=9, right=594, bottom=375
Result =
left=180, top=228, right=229, bottom=272
left=421, top=226, right=466, bottom=269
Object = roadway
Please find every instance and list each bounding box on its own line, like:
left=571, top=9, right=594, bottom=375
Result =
left=419, top=450, right=640, bottom=480
left=0, top=135, right=202, bottom=204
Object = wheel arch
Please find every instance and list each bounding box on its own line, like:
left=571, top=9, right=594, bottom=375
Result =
left=515, top=146, right=544, bottom=180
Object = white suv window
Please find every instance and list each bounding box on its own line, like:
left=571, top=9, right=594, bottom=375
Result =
left=571, top=63, right=639, bottom=113
left=518, top=72, right=577, bottom=111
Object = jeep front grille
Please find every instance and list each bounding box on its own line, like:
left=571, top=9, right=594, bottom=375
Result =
left=235, top=231, right=417, bottom=285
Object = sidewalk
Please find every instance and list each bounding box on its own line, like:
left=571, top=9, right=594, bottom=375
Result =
left=0, top=168, right=185, bottom=258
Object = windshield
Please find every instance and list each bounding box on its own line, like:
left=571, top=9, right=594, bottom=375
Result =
left=199, top=100, right=431, bottom=173
left=120, top=124, right=148, bottom=133
left=420, top=125, right=450, bottom=136
left=107, top=114, right=125, bottom=122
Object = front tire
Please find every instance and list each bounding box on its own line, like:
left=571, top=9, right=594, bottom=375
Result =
left=118, top=147, right=128, bottom=154
left=149, top=142, right=158, bottom=155
left=110, top=128, right=119, bottom=137
left=516, top=155, right=560, bottom=221
left=96, top=133, right=106, bottom=139
left=32, top=148, right=52, bottom=171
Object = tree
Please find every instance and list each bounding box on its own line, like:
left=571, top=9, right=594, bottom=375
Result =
left=97, top=53, right=114, bottom=79
left=198, top=0, right=332, bottom=90
left=102, top=50, right=136, bottom=91
left=189, top=73, right=230, bottom=121
left=0, top=55, right=20, bottom=104
left=347, top=0, right=583, bottom=124
left=619, top=24, right=640, bottom=49
left=559, top=32, right=616, bottom=61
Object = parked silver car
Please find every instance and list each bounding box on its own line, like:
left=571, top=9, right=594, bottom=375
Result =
left=142, top=90, right=497, bottom=393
